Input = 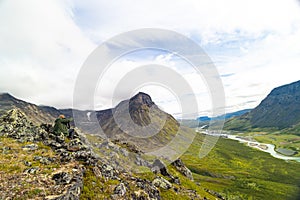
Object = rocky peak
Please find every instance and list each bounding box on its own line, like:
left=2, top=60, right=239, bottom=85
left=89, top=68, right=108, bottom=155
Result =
left=129, top=92, right=155, bottom=108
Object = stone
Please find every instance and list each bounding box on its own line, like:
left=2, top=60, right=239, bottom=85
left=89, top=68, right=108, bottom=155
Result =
left=135, top=156, right=151, bottom=167
left=22, top=143, right=38, bottom=151
left=170, top=176, right=181, bottom=185
left=34, top=156, right=54, bottom=165
left=119, top=148, right=129, bottom=157
left=101, top=164, right=116, bottom=180
left=152, top=176, right=172, bottom=190
left=171, top=159, right=194, bottom=181
left=151, top=159, right=171, bottom=177
left=23, top=160, right=32, bottom=167
left=52, top=172, right=72, bottom=185
left=24, top=167, right=39, bottom=174
left=114, top=182, right=126, bottom=196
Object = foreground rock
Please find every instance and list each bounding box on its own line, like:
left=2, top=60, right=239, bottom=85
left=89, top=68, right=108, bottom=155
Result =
left=171, top=159, right=194, bottom=181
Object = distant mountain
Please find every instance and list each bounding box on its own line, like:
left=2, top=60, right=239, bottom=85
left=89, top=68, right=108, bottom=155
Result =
left=0, top=92, right=190, bottom=153
left=0, top=93, right=90, bottom=126
left=225, top=80, right=300, bottom=131
left=197, top=109, right=252, bottom=122
left=0, top=93, right=56, bottom=124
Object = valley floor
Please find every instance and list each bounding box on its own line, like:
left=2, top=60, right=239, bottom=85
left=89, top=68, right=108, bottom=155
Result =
left=182, top=133, right=300, bottom=200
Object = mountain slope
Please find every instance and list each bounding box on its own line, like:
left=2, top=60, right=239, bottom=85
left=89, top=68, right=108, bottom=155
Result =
left=225, top=80, right=300, bottom=130
left=250, top=80, right=300, bottom=129
left=0, top=93, right=92, bottom=128
left=0, top=93, right=56, bottom=124
left=96, top=92, right=181, bottom=153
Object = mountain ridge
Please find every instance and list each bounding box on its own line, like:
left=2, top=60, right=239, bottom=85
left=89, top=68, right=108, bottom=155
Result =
left=225, top=80, right=300, bottom=131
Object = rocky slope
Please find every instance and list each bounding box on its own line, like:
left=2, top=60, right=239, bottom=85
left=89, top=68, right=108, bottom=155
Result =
left=225, top=80, right=300, bottom=130
left=0, top=108, right=217, bottom=199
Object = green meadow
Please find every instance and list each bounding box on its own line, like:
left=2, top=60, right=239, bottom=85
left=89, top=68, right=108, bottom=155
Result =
left=182, top=133, right=300, bottom=200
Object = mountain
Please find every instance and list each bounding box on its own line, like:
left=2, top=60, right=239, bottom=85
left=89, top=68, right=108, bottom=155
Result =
left=95, top=92, right=181, bottom=153
left=197, top=109, right=252, bottom=122
left=0, top=92, right=196, bottom=156
left=0, top=93, right=93, bottom=129
left=0, top=93, right=56, bottom=124
left=225, top=80, right=300, bottom=130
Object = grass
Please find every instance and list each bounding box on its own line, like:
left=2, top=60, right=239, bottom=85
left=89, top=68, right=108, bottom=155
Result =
left=81, top=167, right=120, bottom=199
left=0, top=136, right=79, bottom=199
left=181, top=133, right=300, bottom=200
left=0, top=137, right=56, bottom=173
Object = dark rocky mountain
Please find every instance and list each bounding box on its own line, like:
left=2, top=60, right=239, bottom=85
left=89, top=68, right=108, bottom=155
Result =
left=225, top=80, right=300, bottom=130
left=95, top=92, right=181, bottom=153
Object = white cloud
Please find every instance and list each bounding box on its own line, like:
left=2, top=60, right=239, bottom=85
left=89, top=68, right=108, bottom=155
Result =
left=0, top=0, right=95, bottom=107
left=0, top=0, right=300, bottom=118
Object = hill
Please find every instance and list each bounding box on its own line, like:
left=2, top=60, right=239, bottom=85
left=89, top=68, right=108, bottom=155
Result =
left=225, top=80, right=300, bottom=131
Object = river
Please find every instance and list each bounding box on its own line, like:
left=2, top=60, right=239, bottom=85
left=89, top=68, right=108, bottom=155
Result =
left=198, top=130, right=300, bottom=162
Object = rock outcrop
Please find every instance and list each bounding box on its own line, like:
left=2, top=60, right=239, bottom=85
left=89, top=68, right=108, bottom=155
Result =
left=171, top=159, right=194, bottom=181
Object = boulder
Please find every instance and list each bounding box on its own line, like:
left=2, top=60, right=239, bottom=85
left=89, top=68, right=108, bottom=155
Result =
left=171, top=159, right=193, bottom=181
left=152, top=176, right=172, bottom=190
left=52, top=172, right=72, bottom=185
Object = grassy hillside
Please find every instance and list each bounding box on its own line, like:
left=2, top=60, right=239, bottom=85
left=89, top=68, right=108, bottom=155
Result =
left=182, top=133, right=300, bottom=200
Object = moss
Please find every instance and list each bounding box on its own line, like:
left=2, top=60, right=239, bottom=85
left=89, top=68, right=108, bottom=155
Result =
left=81, top=167, right=120, bottom=199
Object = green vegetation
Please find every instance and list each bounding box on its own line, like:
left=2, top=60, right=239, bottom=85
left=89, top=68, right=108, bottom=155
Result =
left=81, top=167, right=120, bottom=199
left=251, top=132, right=300, bottom=156
left=227, top=131, right=300, bottom=157
left=182, top=133, right=300, bottom=200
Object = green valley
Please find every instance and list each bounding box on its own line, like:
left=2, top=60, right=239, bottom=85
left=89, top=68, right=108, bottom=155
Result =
left=182, top=133, right=300, bottom=200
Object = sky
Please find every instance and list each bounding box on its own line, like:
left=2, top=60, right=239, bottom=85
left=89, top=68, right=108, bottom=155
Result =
left=0, top=0, right=300, bottom=118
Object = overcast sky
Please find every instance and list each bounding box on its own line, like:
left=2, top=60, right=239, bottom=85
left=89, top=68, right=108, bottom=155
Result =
left=1, top=0, right=300, bottom=118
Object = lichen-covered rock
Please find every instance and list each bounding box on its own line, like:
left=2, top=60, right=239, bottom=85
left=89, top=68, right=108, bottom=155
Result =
left=113, top=182, right=127, bottom=197
left=151, top=159, right=172, bottom=178
left=0, top=109, right=47, bottom=142
left=22, top=143, right=38, bottom=151
left=171, top=159, right=194, bottom=181
left=152, top=176, right=172, bottom=190
left=135, top=155, right=151, bottom=167
left=52, top=172, right=72, bottom=185
left=67, top=138, right=86, bottom=152
left=24, top=167, right=40, bottom=174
